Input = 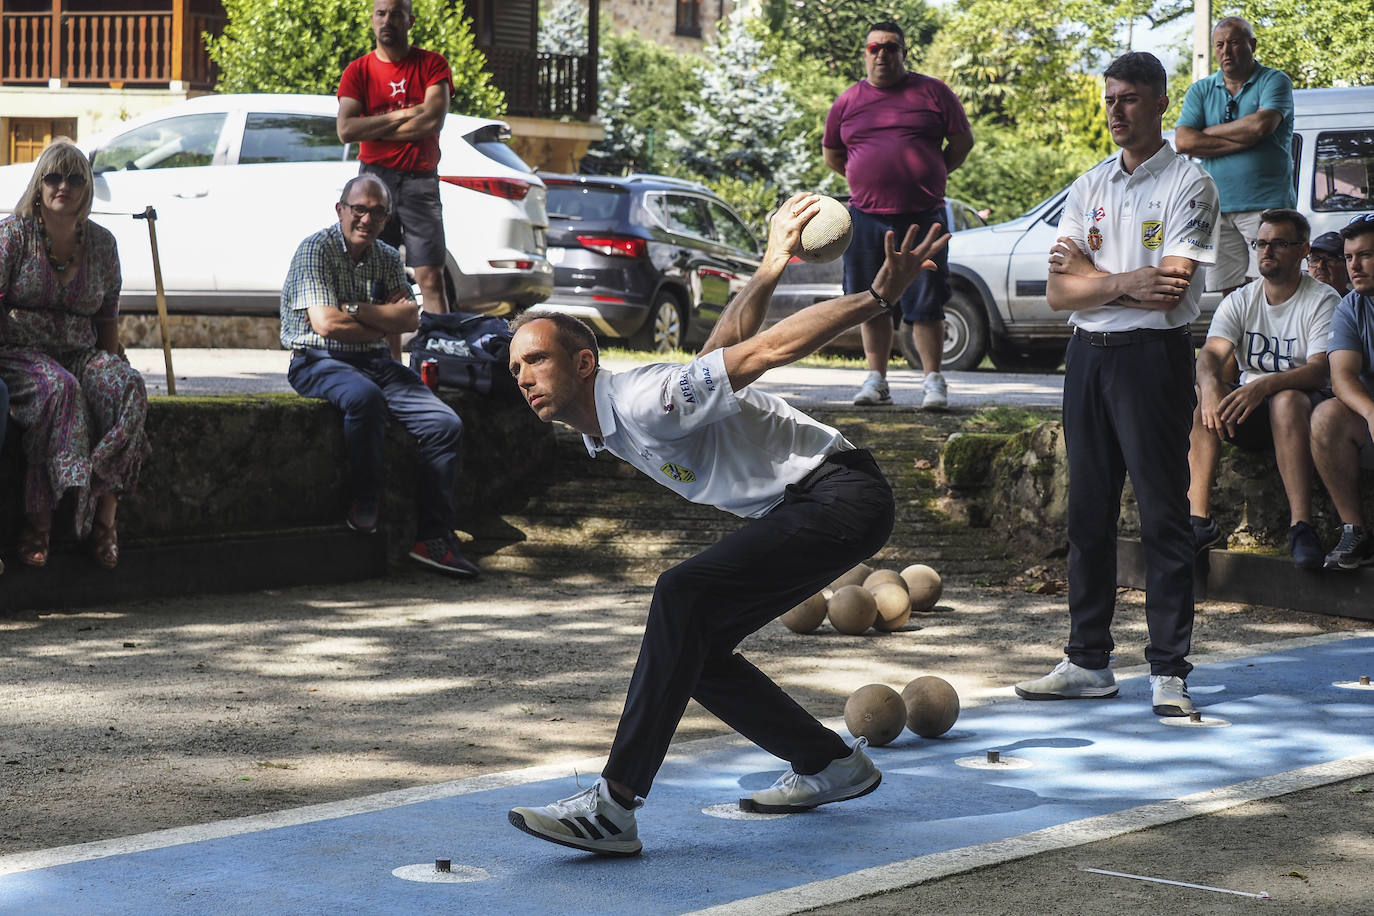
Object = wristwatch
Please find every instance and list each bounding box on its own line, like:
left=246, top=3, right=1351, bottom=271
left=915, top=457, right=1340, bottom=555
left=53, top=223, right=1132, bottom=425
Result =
left=868, top=286, right=897, bottom=315
left=342, top=303, right=360, bottom=315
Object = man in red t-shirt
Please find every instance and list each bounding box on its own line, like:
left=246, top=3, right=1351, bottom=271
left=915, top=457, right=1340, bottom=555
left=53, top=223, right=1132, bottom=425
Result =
left=823, top=20, right=973, bottom=410
left=338, top=0, right=455, bottom=316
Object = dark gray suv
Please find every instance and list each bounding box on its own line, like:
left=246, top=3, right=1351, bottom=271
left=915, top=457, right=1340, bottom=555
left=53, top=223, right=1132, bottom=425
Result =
left=538, top=174, right=761, bottom=351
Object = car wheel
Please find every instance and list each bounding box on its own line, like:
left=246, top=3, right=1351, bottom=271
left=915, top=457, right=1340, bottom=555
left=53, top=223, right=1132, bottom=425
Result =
left=989, top=342, right=1066, bottom=372
left=630, top=293, right=684, bottom=353
left=935, top=290, right=989, bottom=371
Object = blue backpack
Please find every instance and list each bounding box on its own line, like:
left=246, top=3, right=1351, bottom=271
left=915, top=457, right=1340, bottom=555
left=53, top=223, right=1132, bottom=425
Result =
left=408, top=311, right=516, bottom=397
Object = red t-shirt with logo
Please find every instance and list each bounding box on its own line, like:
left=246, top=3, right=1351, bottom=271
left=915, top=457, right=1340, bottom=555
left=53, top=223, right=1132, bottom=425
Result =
left=823, top=72, right=970, bottom=214
left=338, top=47, right=454, bottom=172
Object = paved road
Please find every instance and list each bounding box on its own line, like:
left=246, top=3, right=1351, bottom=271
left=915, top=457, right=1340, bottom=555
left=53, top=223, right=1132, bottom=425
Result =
left=126, top=349, right=1064, bottom=409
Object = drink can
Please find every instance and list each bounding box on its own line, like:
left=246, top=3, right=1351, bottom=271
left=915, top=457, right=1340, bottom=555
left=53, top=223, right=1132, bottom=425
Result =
left=420, top=358, right=439, bottom=390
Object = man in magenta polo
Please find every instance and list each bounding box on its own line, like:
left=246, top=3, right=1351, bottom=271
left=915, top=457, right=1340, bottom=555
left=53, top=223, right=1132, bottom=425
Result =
left=337, top=0, right=454, bottom=315
left=823, top=19, right=973, bottom=410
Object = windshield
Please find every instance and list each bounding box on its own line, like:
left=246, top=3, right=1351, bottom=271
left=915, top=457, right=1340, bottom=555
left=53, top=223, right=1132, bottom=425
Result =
left=545, top=185, right=625, bottom=221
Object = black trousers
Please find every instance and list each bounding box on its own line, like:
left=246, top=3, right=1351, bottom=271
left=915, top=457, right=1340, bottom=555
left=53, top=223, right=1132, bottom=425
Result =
left=602, top=450, right=895, bottom=797
left=1063, top=328, right=1196, bottom=678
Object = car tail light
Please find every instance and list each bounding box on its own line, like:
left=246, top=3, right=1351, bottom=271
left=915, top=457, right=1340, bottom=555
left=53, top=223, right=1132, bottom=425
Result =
left=576, top=235, right=647, bottom=258
left=441, top=176, right=531, bottom=200
left=489, top=259, right=534, bottom=269
left=593, top=295, right=627, bottom=303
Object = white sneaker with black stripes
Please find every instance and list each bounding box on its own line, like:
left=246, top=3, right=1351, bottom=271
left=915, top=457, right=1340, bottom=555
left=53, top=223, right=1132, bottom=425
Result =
left=508, top=777, right=642, bottom=856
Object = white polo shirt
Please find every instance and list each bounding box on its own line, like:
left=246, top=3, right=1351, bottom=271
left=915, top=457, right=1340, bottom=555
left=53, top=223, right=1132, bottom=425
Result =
left=1058, top=141, right=1219, bottom=332
left=584, top=348, right=853, bottom=518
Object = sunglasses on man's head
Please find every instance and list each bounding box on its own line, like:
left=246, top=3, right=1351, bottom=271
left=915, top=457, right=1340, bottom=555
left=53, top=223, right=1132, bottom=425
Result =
left=41, top=172, right=87, bottom=189
left=1349, top=213, right=1374, bottom=225
left=866, top=41, right=903, bottom=55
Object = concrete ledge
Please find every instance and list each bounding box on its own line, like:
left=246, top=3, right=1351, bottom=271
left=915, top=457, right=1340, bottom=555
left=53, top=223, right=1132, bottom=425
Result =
left=1117, top=537, right=1374, bottom=622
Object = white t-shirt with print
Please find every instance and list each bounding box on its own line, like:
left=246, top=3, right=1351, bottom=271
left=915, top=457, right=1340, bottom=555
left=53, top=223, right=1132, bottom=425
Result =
left=1205, top=273, right=1339, bottom=385
left=1058, top=141, right=1219, bottom=332
left=583, top=348, right=852, bottom=518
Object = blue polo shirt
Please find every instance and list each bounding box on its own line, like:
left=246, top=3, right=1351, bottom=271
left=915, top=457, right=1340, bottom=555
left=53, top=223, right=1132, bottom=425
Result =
left=1327, top=290, right=1374, bottom=391
left=1176, top=64, right=1295, bottom=212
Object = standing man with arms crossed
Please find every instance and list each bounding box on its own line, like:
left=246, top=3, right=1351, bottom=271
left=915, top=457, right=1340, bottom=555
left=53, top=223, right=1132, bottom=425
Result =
left=1015, top=52, right=1218, bottom=717
left=504, top=195, right=948, bottom=856
left=823, top=20, right=972, bottom=410
left=338, top=0, right=454, bottom=316
left=1175, top=16, right=1295, bottom=297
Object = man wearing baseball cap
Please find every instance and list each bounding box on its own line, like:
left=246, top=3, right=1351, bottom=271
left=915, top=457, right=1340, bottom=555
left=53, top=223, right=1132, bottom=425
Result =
left=1308, top=231, right=1351, bottom=295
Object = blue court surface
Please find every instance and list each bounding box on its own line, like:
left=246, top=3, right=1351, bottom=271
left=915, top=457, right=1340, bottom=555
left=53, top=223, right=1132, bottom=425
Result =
left=3, top=633, right=1373, bottom=915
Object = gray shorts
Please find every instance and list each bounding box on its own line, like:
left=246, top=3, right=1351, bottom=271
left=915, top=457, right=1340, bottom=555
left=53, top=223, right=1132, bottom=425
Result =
left=359, top=161, right=447, bottom=267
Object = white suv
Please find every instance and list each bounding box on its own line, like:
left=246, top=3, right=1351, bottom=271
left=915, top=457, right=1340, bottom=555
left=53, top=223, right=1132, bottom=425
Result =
left=0, top=93, right=551, bottom=314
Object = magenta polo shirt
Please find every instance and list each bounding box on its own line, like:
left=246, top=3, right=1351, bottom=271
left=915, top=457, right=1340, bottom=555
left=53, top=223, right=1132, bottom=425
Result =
left=823, top=72, right=970, bottom=214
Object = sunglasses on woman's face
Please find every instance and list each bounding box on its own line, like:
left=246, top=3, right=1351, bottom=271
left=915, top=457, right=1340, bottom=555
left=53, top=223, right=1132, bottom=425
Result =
left=41, top=172, right=88, bottom=189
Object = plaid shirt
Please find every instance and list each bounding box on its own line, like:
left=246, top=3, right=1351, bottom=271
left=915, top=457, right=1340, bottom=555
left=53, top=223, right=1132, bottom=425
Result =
left=279, top=222, right=411, bottom=352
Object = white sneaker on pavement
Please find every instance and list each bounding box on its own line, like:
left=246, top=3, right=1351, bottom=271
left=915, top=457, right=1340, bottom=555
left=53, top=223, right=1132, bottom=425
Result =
left=1014, top=657, right=1118, bottom=699
left=853, top=371, right=892, bottom=406
left=1149, top=674, right=1195, bottom=717
left=921, top=371, right=948, bottom=410
left=739, top=737, right=882, bottom=813
left=508, top=777, right=642, bottom=856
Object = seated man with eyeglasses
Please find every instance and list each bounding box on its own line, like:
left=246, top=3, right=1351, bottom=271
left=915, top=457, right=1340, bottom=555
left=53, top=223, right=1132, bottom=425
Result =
left=279, top=174, right=478, bottom=577
left=1188, top=208, right=1339, bottom=568
left=1310, top=213, right=1374, bottom=569
left=1307, top=232, right=1351, bottom=295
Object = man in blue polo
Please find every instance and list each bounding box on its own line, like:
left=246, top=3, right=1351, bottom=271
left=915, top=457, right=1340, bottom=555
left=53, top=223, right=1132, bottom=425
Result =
left=1175, top=16, right=1295, bottom=296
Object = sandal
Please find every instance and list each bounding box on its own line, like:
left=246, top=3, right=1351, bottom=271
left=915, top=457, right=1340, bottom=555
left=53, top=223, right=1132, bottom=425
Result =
left=19, top=525, right=50, bottom=568
left=90, top=519, right=119, bottom=570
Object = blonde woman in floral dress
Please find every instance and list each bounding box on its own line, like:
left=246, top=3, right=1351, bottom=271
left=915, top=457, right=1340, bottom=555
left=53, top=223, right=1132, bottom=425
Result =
left=0, top=139, right=150, bottom=569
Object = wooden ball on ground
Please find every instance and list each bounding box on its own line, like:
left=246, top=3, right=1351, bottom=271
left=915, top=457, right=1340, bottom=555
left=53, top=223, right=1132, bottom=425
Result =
left=828, top=585, right=877, bottom=634
left=869, top=582, right=911, bottom=632
left=844, top=684, right=906, bottom=746
left=829, top=563, right=873, bottom=592
left=798, top=195, right=853, bottom=263
left=902, top=676, right=960, bottom=738
left=900, top=564, right=943, bottom=611
left=863, top=569, right=906, bottom=591
left=780, top=592, right=828, bottom=633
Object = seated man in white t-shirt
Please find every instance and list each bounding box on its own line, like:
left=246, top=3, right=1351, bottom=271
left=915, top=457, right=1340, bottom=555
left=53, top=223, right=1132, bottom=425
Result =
left=1188, top=208, right=1339, bottom=568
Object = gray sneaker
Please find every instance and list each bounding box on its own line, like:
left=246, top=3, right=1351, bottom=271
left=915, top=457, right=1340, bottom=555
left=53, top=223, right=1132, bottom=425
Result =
left=853, top=372, right=891, bottom=406
left=740, top=737, right=882, bottom=813
left=1324, top=524, right=1374, bottom=570
left=508, top=778, right=642, bottom=856
left=1150, top=674, right=1195, bottom=717
left=920, top=371, right=948, bottom=410
left=1014, top=657, right=1118, bottom=699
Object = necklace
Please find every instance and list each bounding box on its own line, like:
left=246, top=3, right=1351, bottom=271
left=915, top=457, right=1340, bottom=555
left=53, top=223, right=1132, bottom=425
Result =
left=39, top=216, right=84, bottom=273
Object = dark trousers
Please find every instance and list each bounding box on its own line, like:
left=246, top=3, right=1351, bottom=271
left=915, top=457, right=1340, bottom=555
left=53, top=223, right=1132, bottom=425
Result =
left=1063, top=329, right=1196, bottom=678
left=288, top=348, right=462, bottom=540
left=602, top=450, right=895, bottom=798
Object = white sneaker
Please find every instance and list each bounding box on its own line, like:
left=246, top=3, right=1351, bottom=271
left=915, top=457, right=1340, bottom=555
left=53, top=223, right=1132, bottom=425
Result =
left=921, top=371, right=948, bottom=410
left=1150, top=674, right=1195, bottom=717
left=739, top=737, right=882, bottom=813
left=508, top=778, right=642, bottom=856
left=853, top=371, right=891, bottom=406
left=1014, top=657, right=1118, bottom=699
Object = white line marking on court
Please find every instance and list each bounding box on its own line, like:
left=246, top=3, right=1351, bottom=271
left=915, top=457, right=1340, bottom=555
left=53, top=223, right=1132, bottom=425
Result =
left=1, top=629, right=1368, bottom=885
left=684, top=752, right=1374, bottom=915
left=1078, top=866, right=1271, bottom=899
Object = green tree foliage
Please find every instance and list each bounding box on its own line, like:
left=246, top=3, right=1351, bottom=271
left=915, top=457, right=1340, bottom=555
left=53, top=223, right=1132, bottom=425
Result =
left=945, top=124, right=1103, bottom=221
left=207, top=0, right=504, bottom=117
left=1233, top=0, right=1374, bottom=87
left=760, top=0, right=943, bottom=77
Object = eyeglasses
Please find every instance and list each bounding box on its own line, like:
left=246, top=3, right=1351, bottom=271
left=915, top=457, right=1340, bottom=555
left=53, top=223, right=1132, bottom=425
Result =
left=866, top=41, right=903, bottom=55
left=41, top=172, right=87, bottom=189
left=1250, top=238, right=1299, bottom=252
left=1308, top=252, right=1342, bottom=264
left=1224, top=98, right=1238, bottom=123
left=341, top=203, right=388, bottom=221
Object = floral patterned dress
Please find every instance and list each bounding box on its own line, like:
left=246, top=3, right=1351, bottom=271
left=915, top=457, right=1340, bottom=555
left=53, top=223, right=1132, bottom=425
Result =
left=0, top=214, right=150, bottom=536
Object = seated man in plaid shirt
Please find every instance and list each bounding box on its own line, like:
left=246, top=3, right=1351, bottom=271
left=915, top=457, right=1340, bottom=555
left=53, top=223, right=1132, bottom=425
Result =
left=279, top=174, right=478, bottom=578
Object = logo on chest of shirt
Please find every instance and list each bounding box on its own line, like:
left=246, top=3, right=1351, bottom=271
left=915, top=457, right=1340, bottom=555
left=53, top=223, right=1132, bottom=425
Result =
left=660, top=462, right=696, bottom=483
left=1088, top=226, right=1103, bottom=251
left=1086, top=206, right=1106, bottom=222
left=389, top=78, right=407, bottom=99
left=1141, top=220, right=1163, bottom=250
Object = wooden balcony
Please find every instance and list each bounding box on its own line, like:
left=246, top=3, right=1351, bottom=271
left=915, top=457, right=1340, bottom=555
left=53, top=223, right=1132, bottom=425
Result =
left=482, top=47, right=596, bottom=120
left=1, top=5, right=223, bottom=89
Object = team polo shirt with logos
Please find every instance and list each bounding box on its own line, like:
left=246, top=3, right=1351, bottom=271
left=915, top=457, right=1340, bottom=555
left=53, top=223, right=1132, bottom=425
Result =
left=583, top=349, right=853, bottom=519
left=1058, top=142, right=1219, bottom=333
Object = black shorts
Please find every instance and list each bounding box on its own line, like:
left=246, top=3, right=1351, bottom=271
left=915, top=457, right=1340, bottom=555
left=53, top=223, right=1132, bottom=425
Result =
left=359, top=161, right=447, bottom=267
left=1218, top=383, right=1333, bottom=451
left=842, top=205, right=950, bottom=325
